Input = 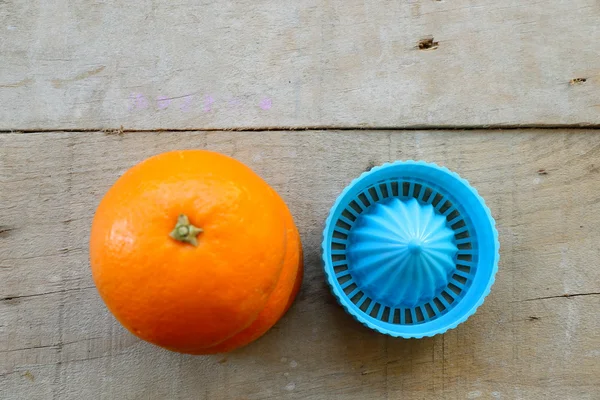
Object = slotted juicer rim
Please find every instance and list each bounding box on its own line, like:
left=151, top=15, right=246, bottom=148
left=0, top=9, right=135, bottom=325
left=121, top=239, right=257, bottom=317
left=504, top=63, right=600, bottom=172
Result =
left=322, top=161, right=499, bottom=338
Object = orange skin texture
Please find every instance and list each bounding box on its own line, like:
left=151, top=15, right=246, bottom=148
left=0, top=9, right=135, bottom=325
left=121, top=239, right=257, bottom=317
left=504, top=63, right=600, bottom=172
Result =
left=90, top=150, right=302, bottom=354
left=202, top=196, right=303, bottom=354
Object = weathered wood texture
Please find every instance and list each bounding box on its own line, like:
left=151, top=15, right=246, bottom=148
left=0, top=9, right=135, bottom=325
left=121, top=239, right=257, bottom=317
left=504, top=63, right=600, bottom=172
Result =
left=1, top=1, right=599, bottom=130
left=1, top=130, right=599, bottom=399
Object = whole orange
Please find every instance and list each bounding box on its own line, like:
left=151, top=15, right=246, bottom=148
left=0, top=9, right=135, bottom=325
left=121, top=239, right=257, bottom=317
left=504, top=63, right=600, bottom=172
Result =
left=90, top=150, right=303, bottom=354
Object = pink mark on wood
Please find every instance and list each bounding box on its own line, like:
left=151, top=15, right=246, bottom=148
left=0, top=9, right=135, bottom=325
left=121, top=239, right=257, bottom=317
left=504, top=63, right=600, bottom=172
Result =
left=259, top=98, right=272, bottom=110
left=157, top=96, right=172, bottom=110
left=129, top=93, right=149, bottom=110
left=180, top=95, right=194, bottom=112
left=228, top=98, right=242, bottom=107
left=204, top=95, right=215, bottom=112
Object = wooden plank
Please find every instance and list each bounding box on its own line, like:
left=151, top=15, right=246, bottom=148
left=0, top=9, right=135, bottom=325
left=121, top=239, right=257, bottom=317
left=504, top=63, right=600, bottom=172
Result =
left=1, top=130, right=600, bottom=399
left=1, top=1, right=599, bottom=130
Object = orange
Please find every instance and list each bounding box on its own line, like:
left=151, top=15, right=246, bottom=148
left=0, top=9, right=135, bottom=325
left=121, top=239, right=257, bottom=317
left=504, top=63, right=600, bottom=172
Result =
left=90, top=150, right=303, bottom=354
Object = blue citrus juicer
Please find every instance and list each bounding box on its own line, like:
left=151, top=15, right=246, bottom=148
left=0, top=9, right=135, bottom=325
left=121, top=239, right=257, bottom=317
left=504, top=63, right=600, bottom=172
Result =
left=322, top=161, right=499, bottom=338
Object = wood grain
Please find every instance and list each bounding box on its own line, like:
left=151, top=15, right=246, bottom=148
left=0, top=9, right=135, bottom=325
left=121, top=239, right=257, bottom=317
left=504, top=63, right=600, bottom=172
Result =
left=1, top=1, right=599, bottom=130
left=1, top=130, right=599, bottom=399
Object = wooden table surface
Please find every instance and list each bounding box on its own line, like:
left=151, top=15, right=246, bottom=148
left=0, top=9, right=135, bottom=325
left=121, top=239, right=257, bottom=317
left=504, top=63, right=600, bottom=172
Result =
left=1, top=1, right=600, bottom=400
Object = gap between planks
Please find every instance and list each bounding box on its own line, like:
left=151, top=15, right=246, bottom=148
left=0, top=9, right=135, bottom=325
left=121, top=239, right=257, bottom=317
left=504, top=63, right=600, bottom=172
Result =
left=1, top=124, right=600, bottom=134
